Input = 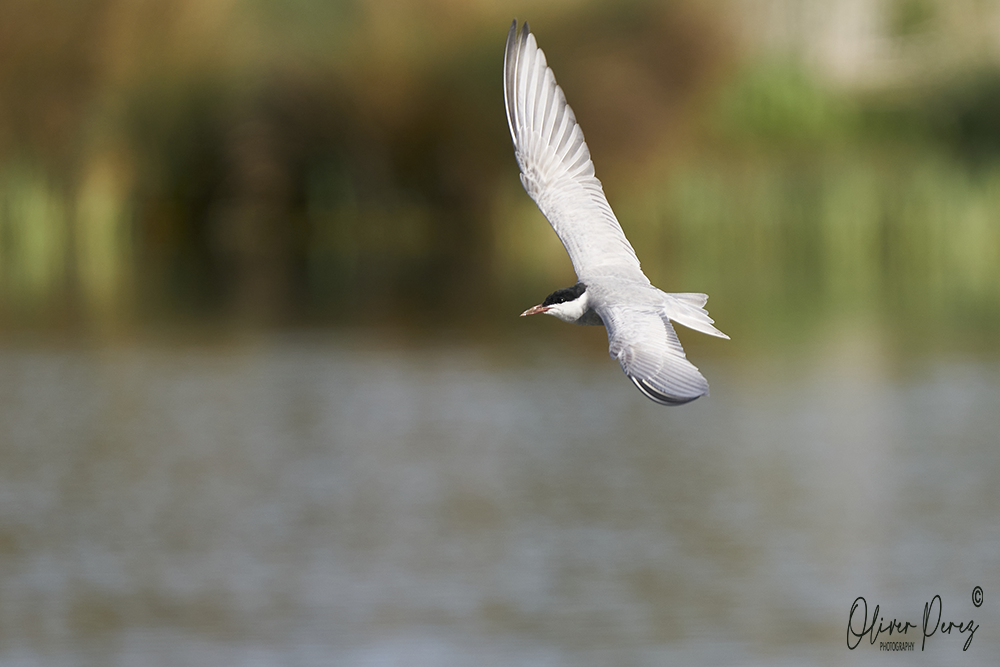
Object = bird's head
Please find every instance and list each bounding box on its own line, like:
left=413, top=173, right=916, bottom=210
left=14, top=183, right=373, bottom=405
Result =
left=521, top=283, right=590, bottom=323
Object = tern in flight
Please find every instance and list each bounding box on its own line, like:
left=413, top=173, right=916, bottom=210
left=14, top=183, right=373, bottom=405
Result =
left=505, top=20, right=728, bottom=404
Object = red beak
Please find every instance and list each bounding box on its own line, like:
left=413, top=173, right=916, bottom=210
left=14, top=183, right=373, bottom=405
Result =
left=520, top=304, right=551, bottom=317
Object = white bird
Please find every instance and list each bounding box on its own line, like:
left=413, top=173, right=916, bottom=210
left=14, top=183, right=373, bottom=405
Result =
left=505, top=20, right=728, bottom=405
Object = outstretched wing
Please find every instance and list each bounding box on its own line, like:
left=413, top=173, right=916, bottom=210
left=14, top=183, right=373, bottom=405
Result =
left=504, top=20, right=646, bottom=284
left=600, top=305, right=710, bottom=405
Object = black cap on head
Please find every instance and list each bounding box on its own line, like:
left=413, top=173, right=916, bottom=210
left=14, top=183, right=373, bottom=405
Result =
left=542, top=283, right=586, bottom=307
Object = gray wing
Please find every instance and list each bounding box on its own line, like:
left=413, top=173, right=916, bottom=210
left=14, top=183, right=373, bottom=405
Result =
left=600, top=305, right=710, bottom=405
left=504, top=20, right=646, bottom=283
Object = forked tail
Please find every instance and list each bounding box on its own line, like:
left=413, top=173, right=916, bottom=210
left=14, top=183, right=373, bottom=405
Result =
left=662, top=292, right=729, bottom=339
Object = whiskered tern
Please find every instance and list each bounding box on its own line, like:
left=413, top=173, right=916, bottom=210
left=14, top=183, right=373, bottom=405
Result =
left=505, top=20, right=728, bottom=405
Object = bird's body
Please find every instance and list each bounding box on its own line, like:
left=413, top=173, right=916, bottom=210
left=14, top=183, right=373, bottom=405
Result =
left=505, top=20, right=728, bottom=405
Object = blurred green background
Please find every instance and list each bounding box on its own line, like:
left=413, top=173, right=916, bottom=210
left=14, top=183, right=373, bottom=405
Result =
left=2, top=0, right=998, bottom=345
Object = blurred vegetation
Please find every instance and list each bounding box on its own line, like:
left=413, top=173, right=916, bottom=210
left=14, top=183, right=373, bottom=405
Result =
left=0, top=0, right=998, bottom=347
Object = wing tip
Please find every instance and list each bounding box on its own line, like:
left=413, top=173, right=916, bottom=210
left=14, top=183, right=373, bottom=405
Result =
left=507, top=19, right=530, bottom=46
left=629, top=376, right=707, bottom=406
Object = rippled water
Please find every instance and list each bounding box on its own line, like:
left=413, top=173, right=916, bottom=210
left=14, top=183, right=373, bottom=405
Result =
left=0, top=330, right=998, bottom=665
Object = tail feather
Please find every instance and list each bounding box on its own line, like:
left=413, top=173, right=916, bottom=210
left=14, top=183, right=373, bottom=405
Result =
left=662, top=292, right=729, bottom=339
left=670, top=292, right=709, bottom=308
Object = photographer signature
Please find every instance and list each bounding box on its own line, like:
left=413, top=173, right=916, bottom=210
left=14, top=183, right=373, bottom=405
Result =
left=847, top=594, right=980, bottom=651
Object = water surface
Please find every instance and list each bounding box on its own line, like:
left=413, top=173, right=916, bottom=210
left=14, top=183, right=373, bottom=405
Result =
left=0, top=331, right=997, bottom=665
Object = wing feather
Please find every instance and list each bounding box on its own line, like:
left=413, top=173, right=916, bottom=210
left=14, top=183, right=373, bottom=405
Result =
left=601, top=305, right=710, bottom=405
left=504, top=21, right=645, bottom=283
